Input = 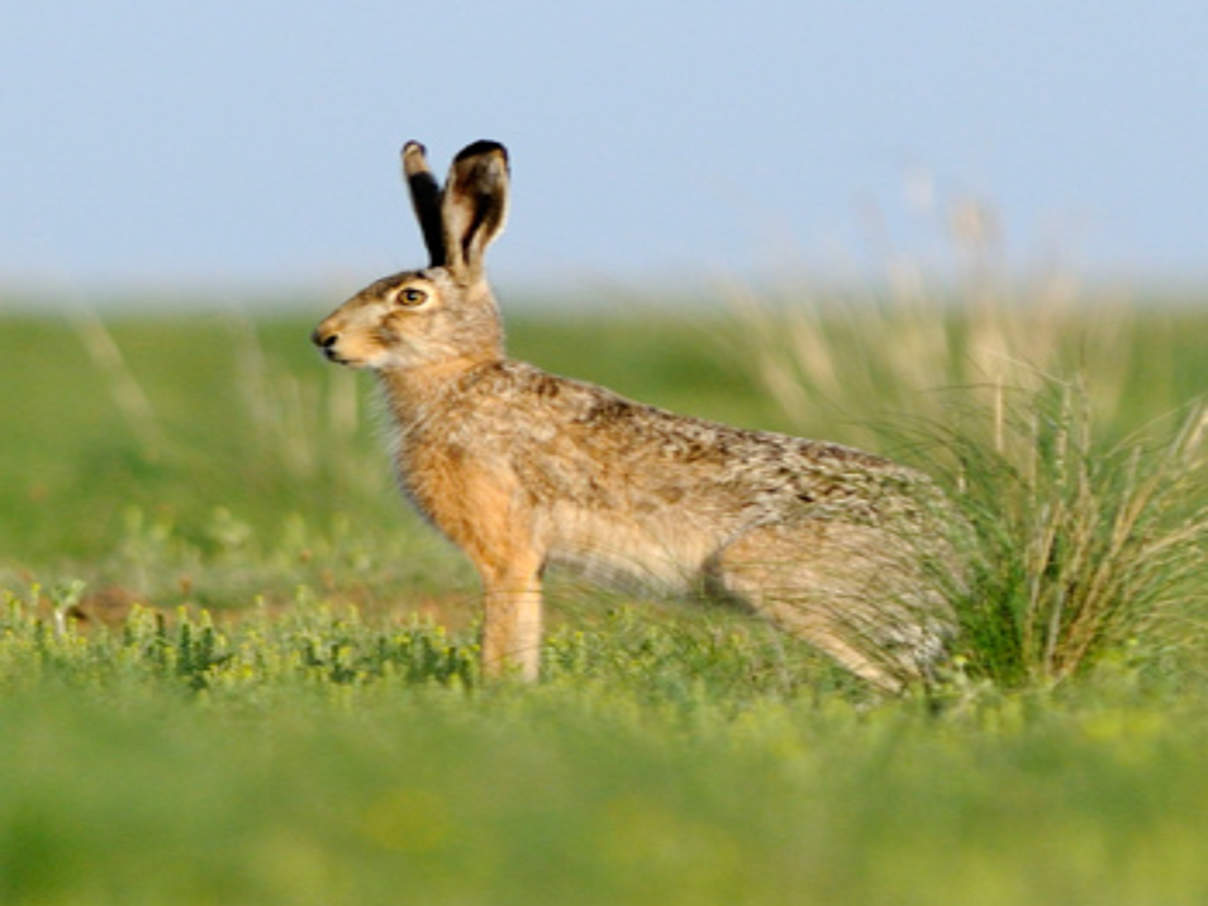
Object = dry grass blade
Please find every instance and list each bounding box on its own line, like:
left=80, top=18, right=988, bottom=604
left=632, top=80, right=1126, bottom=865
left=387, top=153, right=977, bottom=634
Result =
left=71, top=308, right=165, bottom=460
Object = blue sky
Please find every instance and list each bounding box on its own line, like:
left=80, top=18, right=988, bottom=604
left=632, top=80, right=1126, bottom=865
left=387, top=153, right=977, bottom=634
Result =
left=2, top=0, right=1206, bottom=294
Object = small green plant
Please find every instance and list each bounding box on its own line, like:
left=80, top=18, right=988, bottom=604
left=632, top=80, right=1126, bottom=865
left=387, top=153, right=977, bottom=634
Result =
left=0, top=593, right=480, bottom=698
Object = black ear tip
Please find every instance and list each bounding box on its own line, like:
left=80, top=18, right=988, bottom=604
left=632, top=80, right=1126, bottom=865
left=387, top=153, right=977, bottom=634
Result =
left=455, top=139, right=508, bottom=164
left=402, top=141, right=435, bottom=179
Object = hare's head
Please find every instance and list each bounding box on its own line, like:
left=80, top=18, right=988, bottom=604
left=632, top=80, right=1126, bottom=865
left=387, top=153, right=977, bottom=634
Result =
left=312, top=140, right=509, bottom=370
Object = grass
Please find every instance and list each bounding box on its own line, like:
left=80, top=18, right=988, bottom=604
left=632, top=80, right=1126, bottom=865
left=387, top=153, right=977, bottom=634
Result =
left=3, top=600, right=1208, bottom=905
left=947, top=384, right=1208, bottom=685
left=2, top=292, right=1208, bottom=904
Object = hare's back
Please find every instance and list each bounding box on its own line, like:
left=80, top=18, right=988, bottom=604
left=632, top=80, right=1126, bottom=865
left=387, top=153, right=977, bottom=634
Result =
left=463, top=361, right=932, bottom=530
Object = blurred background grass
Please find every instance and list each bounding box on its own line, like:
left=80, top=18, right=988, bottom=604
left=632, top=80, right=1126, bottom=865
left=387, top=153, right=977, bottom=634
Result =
left=1, top=310, right=782, bottom=559
left=4, top=294, right=1204, bottom=622
left=7, top=298, right=1206, bottom=560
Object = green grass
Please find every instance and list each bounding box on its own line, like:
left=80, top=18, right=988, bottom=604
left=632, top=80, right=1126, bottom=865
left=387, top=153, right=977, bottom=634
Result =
left=3, top=601, right=1208, bottom=905
left=2, top=297, right=1208, bottom=904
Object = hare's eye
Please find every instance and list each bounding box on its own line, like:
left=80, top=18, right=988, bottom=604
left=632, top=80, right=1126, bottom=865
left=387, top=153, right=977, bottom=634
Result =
left=398, top=287, right=427, bottom=307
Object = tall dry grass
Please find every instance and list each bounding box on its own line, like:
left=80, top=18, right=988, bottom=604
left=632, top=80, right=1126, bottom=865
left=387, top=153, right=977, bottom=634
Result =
left=728, top=206, right=1208, bottom=686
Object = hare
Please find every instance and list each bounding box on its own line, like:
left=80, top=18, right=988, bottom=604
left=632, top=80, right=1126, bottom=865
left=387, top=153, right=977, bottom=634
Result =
left=312, top=139, right=960, bottom=691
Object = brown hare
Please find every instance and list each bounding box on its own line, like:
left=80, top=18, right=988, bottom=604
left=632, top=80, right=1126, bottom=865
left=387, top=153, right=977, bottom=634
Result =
left=312, top=139, right=960, bottom=691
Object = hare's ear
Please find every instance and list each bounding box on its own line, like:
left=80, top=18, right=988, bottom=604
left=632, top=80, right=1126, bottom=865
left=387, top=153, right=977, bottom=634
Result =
left=440, top=140, right=509, bottom=283
left=402, top=141, right=446, bottom=267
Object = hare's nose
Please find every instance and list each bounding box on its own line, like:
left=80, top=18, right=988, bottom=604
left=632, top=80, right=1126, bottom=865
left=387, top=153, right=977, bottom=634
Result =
left=311, top=329, right=338, bottom=348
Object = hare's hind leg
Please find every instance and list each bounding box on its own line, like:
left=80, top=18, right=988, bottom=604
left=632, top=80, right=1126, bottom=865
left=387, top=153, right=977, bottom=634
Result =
left=711, top=522, right=927, bottom=692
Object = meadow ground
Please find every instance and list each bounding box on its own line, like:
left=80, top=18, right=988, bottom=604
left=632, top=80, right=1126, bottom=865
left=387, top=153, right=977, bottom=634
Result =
left=1, top=291, right=1207, bottom=904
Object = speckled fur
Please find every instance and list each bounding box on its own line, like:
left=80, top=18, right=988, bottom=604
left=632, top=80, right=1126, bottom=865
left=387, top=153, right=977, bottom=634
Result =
left=313, top=140, right=961, bottom=690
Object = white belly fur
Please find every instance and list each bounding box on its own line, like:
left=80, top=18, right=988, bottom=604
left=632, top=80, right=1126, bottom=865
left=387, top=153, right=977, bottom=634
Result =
left=536, top=501, right=721, bottom=594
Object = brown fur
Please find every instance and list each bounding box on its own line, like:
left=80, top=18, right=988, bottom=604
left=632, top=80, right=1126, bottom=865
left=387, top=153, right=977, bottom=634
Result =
left=312, top=140, right=962, bottom=690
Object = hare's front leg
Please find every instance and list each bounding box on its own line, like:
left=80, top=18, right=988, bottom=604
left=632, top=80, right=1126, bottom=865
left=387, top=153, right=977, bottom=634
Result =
left=477, top=552, right=544, bottom=682
left=428, top=461, right=544, bottom=680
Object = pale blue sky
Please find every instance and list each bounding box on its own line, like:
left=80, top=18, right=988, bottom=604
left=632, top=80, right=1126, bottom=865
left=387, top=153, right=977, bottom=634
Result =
left=2, top=0, right=1206, bottom=294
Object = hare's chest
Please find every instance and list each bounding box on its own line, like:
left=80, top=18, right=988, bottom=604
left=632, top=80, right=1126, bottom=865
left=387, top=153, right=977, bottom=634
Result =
left=392, top=436, right=527, bottom=558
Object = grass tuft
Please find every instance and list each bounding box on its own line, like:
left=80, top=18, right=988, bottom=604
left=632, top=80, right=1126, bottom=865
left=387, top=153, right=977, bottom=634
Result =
left=731, top=283, right=1208, bottom=687
left=937, top=383, right=1207, bottom=685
